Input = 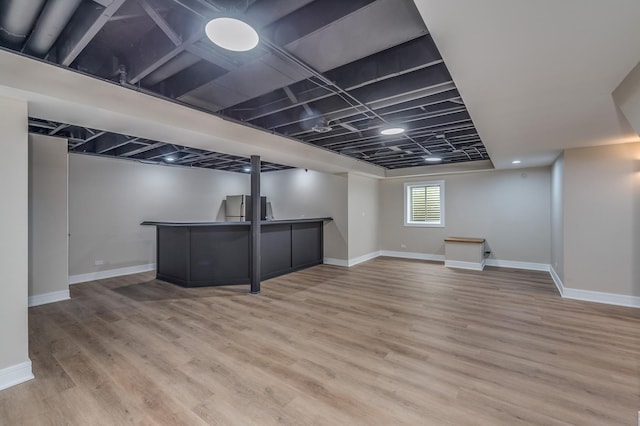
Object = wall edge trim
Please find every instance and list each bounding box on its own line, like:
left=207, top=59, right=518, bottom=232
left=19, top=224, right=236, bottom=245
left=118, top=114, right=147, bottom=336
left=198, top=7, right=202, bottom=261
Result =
left=484, top=259, right=550, bottom=271
left=328, top=251, right=639, bottom=309
left=549, top=265, right=564, bottom=296
left=379, top=250, right=445, bottom=262
left=347, top=251, right=382, bottom=267
left=28, top=289, right=70, bottom=307
left=323, top=258, right=349, bottom=267
left=445, top=259, right=485, bottom=271
left=562, top=287, right=640, bottom=308
left=0, top=360, right=34, bottom=391
left=69, top=263, right=156, bottom=285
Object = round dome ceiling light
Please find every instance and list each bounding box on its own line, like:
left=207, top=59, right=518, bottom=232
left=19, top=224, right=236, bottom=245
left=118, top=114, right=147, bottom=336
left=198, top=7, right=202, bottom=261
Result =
left=380, top=127, right=405, bottom=135
left=205, top=17, right=259, bottom=52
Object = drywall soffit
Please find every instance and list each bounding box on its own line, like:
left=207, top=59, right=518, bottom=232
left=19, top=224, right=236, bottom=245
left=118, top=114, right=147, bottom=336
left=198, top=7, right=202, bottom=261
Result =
left=384, top=159, right=494, bottom=178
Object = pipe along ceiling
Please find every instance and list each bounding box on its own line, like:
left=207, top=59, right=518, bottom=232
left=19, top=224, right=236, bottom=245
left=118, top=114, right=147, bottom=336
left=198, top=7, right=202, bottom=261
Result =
left=0, top=0, right=488, bottom=172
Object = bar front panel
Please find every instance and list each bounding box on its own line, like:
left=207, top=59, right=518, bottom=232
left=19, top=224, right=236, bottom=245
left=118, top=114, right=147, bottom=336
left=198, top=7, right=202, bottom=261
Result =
left=189, top=226, right=250, bottom=285
left=261, top=223, right=293, bottom=280
left=157, top=226, right=189, bottom=285
left=291, top=222, right=323, bottom=270
left=146, top=218, right=330, bottom=288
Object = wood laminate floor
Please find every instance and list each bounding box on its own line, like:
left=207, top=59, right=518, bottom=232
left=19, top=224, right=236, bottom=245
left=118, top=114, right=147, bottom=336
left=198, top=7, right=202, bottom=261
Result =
left=1, top=257, right=639, bottom=425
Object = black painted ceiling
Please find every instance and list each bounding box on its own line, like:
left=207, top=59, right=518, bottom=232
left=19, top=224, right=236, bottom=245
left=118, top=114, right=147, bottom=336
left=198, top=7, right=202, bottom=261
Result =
left=28, top=117, right=293, bottom=172
left=1, top=0, right=488, bottom=171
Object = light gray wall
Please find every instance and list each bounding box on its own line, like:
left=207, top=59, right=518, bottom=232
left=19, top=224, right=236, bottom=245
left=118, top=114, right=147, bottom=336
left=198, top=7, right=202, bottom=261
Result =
left=563, top=143, right=640, bottom=296
left=635, top=149, right=640, bottom=296
left=0, top=97, right=30, bottom=372
left=550, top=154, right=564, bottom=281
left=68, top=154, right=249, bottom=276
left=28, top=134, right=68, bottom=298
left=348, top=174, right=379, bottom=259
left=379, top=167, right=551, bottom=264
left=612, top=60, right=640, bottom=136
left=261, top=169, right=348, bottom=260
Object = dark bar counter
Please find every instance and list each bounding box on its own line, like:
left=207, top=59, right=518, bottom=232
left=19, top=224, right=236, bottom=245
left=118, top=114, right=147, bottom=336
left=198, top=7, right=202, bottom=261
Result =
left=141, top=218, right=332, bottom=287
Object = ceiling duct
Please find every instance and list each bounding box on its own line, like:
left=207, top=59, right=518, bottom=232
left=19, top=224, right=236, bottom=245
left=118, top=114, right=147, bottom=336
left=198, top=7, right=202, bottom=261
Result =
left=26, top=0, right=82, bottom=56
left=0, top=0, right=46, bottom=45
left=311, top=118, right=333, bottom=133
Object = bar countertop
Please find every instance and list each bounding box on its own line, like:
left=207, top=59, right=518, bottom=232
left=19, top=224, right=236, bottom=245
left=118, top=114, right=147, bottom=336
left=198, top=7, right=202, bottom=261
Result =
left=141, top=217, right=333, bottom=227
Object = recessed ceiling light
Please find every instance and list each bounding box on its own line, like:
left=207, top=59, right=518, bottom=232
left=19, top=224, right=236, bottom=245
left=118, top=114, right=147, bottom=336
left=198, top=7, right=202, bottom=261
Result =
left=424, top=157, right=442, bottom=162
left=380, top=127, right=405, bottom=135
left=165, top=156, right=175, bottom=162
left=512, top=160, right=522, bottom=164
left=205, top=18, right=259, bottom=52
left=243, top=166, right=251, bottom=172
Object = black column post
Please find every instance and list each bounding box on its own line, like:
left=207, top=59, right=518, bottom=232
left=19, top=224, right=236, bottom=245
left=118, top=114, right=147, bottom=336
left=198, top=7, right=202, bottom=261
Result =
left=250, top=155, right=261, bottom=294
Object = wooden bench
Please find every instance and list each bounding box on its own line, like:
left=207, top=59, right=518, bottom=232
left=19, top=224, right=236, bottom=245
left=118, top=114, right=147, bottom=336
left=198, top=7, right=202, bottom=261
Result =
left=444, top=237, right=486, bottom=270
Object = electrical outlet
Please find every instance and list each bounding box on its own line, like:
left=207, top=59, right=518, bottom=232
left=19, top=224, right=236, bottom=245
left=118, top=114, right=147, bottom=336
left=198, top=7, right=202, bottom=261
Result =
left=400, top=244, right=407, bottom=249
left=94, top=260, right=104, bottom=266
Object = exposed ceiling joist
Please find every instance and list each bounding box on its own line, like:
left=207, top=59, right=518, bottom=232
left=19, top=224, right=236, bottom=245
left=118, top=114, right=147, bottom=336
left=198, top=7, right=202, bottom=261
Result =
left=4, top=0, right=490, bottom=172
left=57, top=0, right=127, bottom=66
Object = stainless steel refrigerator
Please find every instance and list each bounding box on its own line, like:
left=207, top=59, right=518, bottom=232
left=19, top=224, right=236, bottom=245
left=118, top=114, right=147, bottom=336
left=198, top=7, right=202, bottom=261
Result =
left=225, top=195, right=267, bottom=222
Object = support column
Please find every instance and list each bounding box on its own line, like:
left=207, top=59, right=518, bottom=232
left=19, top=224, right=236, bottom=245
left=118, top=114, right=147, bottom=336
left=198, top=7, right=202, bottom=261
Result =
left=0, top=96, right=33, bottom=391
left=250, top=155, right=261, bottom=294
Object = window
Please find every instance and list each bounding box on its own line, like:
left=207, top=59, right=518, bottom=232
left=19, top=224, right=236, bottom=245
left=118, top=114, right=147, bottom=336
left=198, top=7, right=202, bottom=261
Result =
left=404, top=180, right=445, bottom=227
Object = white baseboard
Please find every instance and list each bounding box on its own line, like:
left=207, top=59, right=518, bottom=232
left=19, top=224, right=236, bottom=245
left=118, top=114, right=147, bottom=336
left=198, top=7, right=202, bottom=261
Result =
left=327, top=252, right=640, bottom=309
left=69, top=263, right=156, bottom=285
left=0, top=360, right=34, bottom=391
left=484, top=259, right=550, bottom=272
left=327, top=251, right=445, bottom=267
left=445, top=259, right=485, bottom=271
left=379, top=250, right=445, bottom=262
left=28, top=289, right=70, bottom=307
left=549, top=265, right=564, bottom=296
left=325, top=252, right=383, bottom=267
left=323, top=257, right=349, bottom=267
left=347, top=251, right=381, bottom=267
left=546, top=266, right=639, bottom=308
left=562, top=288, right=640, bottom=308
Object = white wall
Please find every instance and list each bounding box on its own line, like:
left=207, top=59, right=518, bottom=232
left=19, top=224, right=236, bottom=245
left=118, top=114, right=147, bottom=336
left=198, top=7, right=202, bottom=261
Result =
left=348, top=174, right=379, bottom=259
left=261, top=169, right=348, bottom=260
left=68, top=154, right=249, bottom=277
left=28, top=134, right=68, bottom=304
left=563, top=143, right=640, bottom=296
left=550, top=155, right=564, bottom=281
left=0, top=96, right=32, bottom=389
left=379, top=167, right=551, bottom=264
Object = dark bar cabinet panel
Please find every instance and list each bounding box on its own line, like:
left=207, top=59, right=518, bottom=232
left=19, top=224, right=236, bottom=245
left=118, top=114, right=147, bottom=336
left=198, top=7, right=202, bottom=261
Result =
left=292, top=222, right=323, bottom=269
left=157, top=226, right=189, bottom=286
left=144, top=218, right=331, bottom=288
left=190, top=226, right=250, bottom=285
left=261, top=223, right=292, bottom=280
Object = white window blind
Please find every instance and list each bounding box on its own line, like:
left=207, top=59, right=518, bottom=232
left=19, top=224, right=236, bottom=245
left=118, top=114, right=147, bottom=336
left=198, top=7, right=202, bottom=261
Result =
left=404, top=181, right=445, bottom=227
